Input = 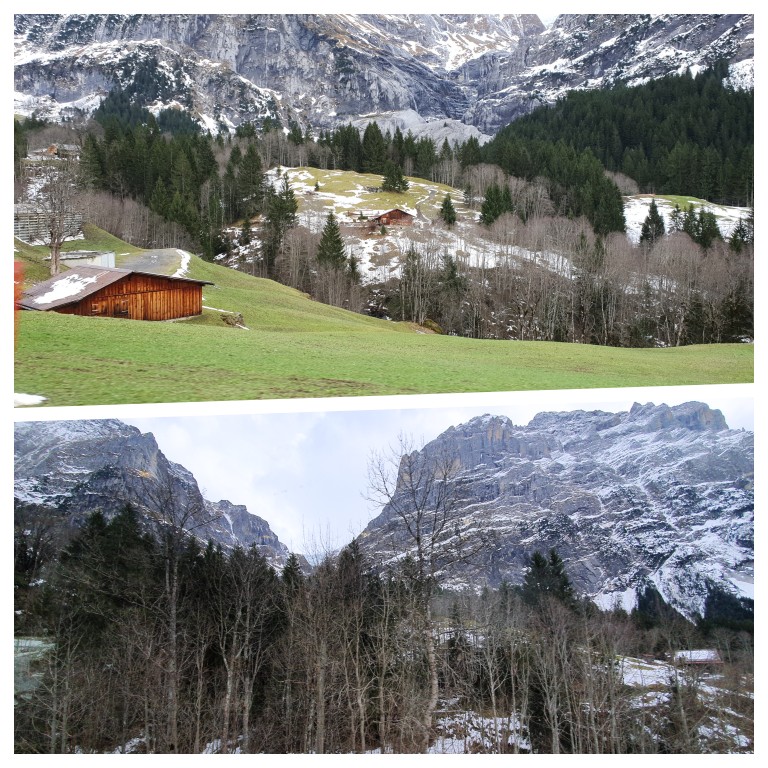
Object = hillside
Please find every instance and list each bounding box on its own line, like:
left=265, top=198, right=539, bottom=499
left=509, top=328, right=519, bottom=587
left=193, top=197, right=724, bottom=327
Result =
left=14, top=250, right=753, bottom=407
left=226, top=168, right=751, bottom=279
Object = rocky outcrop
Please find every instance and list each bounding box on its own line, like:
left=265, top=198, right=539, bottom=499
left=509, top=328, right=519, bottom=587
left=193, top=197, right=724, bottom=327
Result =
left=14, top=420, right=296, bottom=571
left=356, top=403, right=753, bottom=618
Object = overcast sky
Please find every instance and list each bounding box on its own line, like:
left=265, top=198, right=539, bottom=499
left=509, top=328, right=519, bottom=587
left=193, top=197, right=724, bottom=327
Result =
left=112, top=384, right=754, bottom=555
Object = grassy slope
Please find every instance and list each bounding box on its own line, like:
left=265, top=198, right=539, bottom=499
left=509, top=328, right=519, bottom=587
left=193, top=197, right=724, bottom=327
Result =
left=286, top=167, right=460, bottom=219
left=15, top=254, right=753, bottom=407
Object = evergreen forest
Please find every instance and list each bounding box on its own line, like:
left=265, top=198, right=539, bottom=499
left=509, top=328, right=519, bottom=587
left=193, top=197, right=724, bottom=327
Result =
left=488, top=63, right=753, bottom=205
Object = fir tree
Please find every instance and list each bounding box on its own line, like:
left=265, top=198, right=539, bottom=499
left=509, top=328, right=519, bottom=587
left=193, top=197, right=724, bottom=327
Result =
left=439, top=194, right=456, bottom=226
left=261, top=173, right=298, bottom=276
left=728, top=216, right=752, bottom=253
left=480, top=183, right=512, bottom=225
left=317, top=212, right=347, bottom=269
left=240, top=217, right=252, bottom=246
left=381, top=162, right=409, bottom=193
left=362, top=121, right=388, bottom=175
left=640, top=197, right=666, bottom=246
left=521, top=548, right=576, bottom=607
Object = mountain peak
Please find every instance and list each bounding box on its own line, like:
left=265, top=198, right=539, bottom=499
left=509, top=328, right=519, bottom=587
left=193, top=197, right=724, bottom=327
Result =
left=14, top=419, right=296, bottom=570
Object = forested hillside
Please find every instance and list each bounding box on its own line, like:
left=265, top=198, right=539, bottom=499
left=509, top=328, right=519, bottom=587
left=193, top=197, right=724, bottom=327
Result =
left=15, top=59, right=754, bottom=351
left=488, top=64, right=754, bottom=205
left=15, top=507, right=753, bottom=754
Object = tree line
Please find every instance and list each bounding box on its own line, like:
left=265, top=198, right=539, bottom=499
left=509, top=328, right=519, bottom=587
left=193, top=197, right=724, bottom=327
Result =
left=376, top=198, right=753, bottom=347
left=14, top=501, right=752, bottom=753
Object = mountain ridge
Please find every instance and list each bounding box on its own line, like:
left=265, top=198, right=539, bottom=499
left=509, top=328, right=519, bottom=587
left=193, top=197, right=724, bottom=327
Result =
left=14, top=419, right=298, bottom=570
left=14, top=14, right=753, bottom=137
left=356, top=402, right=753, bottom=619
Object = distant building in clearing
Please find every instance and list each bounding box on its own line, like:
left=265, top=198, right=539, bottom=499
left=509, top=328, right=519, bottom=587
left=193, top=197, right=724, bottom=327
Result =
left=28, top=144, right=81, bottom=161
left=370, top=208, right=415, bottom=227
left=672, top=649, right=723, bottom=667
left=19, top=266, right=213, bottom=321
left=61, top=250, right=116, bottom=268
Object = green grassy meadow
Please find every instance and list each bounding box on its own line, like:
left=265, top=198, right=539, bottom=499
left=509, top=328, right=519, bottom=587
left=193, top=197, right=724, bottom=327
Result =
left=15, top=252, right=753, bottom=407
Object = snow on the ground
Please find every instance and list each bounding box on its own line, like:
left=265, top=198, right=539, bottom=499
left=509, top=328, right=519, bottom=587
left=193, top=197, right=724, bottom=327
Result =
left=430, top=707, right=530, bottom=754
left=173, top=249, right=191, bottom=277
left=15, top=393, right=47, bottom=407
left=236, top=170, right=749, bottom=286
left=620, top=656, right=674, bottom=688
left=623, top=195, right=749, bottom=244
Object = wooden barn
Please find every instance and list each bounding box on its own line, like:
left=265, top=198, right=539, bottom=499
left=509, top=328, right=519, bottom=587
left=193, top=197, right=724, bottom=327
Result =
left=19, top=265, right=213, bottom=321
left=370, top=208, right=415, bottom=227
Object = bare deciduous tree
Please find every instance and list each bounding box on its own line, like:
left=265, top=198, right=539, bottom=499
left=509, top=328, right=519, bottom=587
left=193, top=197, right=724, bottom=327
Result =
left=24, top=158, right=84, bottom=275
left=367, top=434, right=469, bottom=752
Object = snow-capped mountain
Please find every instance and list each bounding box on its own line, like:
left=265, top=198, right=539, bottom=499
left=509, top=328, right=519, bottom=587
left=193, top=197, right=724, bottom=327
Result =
left=14, top=14, right=753, bottom=137
left=14, top=419, right=296, bottom=570
left=461, top=14, right=754, bottom=131
left=356, top=403, right=753, bottom=619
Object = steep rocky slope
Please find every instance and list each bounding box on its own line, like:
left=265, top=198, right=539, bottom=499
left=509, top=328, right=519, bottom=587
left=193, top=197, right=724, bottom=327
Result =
left=14, top=419, right=296, bottom=570
left=14, top=14, right=753, bottom=136
left=356, top=402, right=753, bottom=618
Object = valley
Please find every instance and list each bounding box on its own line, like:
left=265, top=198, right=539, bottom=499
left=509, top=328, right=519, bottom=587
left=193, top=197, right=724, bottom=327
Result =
left=14, top=403, right=754, bottom=753
left=11, top=11, right=756, bottom=755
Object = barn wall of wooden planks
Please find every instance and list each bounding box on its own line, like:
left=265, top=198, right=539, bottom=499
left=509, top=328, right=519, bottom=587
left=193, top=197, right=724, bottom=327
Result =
left=55, top=273, right=204, bottom=321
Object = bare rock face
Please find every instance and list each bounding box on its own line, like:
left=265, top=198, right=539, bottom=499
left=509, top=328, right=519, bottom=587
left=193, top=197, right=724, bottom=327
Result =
left=14, top=420, right=296, bottom=571
left=356, top=403, right=753, bottom=619
left=14, top=14, right=753, bottom=136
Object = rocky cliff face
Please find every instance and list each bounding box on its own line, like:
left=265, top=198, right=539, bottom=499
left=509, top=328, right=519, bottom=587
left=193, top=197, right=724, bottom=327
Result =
left=14, top=14, right=753, bottom=136
left=356, top=403, right=753, bottom=618
left=460, top=14, right=754, bottom=131
left=14, top=419, right=296, bottom=570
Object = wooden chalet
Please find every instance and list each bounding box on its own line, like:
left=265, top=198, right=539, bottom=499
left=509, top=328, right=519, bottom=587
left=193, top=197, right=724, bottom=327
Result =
left=19, top=266, right=213, bottom=322
left=370, top=208, right=415, bottom=227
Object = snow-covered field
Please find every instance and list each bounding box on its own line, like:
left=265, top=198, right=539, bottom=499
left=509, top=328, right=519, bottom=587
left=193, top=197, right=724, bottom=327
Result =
left=253, top=167, right=576, bottom=283
left=623, top=195, right=749, bottom=244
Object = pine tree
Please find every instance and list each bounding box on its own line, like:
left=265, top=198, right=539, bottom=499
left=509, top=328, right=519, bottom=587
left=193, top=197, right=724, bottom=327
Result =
left=640, top=197, right=666, bottom=246
left=728, top=217, right=751, bottom=253
left=439, top=194, right=456, bottom=226
left=362, top=122, right=388, bottom=175
left=668, top=203, right=684, bottom=233
left=240, top=217, right=252, bottom=246
left=282, top=553, right=305, bottom=596
left=317, top=212, right=347, bottom=269
left=521, top=548, right=576, bottom=606
left=381, top=162, right=409, bottom=193
left=238, top=143, right=264, bottom=218
left=480, top=183, right=511, bottom=225
left=261, top=173, right=298, bottom=276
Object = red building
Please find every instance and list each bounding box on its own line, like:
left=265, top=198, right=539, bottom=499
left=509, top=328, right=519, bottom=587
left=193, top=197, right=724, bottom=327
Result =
left=19, top=265, right=213, bottom=321
left=370, top=208, right=415, bottom=226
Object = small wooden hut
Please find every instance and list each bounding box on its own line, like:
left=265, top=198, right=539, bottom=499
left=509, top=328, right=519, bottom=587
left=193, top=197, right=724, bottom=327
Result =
left=370, top=208, right=415, bottom=227
left=19, top=266, right=213, bottom=321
